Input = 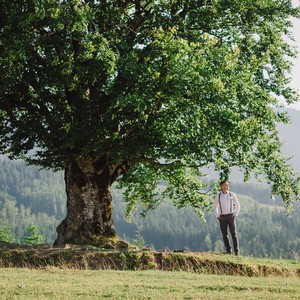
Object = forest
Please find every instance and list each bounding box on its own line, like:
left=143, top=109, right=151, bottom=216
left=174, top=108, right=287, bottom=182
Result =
left=0, top=155, right=299, bottom=260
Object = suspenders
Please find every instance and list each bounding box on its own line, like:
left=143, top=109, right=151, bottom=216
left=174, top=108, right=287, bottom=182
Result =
left=218, top=192, right=233, bottom=215
left=218, top=192, right=223, bottom=214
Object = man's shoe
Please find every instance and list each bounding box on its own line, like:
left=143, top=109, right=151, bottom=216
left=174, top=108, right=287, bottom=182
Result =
left=235, top=252, right=240, bottom=256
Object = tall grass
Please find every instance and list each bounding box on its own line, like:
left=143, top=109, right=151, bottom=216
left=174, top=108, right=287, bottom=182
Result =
left=0, top=268, right=300, bottom=299
left=1, top=249, right=299, bottom=277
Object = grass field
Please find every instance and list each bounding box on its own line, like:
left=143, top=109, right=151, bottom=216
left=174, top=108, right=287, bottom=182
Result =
left=1, top=268, right=300, bottom=300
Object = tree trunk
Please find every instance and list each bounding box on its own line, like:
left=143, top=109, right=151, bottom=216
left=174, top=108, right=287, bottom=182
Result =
left=54, top=155, right=120, bottom=246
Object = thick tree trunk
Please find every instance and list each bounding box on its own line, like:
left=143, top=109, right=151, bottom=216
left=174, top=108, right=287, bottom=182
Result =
left=54, top=155, right=120, bottom=246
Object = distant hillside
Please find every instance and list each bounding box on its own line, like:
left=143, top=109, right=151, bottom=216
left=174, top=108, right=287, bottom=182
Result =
left=1, top=157, right=299, bottom=259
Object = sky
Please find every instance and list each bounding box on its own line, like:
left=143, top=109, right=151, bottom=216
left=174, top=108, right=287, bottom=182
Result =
left=288, top=0, right=300, bottom=111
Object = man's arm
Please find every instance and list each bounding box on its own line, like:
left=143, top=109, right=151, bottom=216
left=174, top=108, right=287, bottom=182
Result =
left=214, top=195, right=221, bottom=219
left=233, top=193, right=240, bottom=217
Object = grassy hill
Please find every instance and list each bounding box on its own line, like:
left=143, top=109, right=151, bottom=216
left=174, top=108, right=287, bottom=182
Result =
left=0, top=245, right=300, bottom=299
left=0, top=243, right=299, bottom=276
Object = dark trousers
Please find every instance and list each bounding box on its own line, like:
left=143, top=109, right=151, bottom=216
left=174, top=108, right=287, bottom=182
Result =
left=218, top=213, right=239, bottom=254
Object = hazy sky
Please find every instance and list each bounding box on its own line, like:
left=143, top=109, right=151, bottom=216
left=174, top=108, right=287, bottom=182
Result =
left=288, top=0, right=300, bottom=111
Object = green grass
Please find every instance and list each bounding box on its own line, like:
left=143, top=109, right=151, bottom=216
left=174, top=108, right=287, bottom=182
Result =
left=1, top=248, right=300, bottom=299
left=0, top=268, right=300, bottom=300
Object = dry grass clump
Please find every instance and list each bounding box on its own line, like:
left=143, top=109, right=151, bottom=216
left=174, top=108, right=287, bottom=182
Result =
left=0, top=242, right=299, bottom=277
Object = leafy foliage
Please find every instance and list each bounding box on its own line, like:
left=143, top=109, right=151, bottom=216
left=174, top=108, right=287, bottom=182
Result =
left=0, top=0, right=299, bottom=218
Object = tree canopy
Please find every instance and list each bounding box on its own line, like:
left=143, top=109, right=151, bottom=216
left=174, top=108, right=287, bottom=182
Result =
left=1, top=0, right=300, bottom=219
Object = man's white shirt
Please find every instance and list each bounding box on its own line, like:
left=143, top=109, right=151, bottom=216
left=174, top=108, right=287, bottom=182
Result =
left=214, top=191, right=240, bottom=218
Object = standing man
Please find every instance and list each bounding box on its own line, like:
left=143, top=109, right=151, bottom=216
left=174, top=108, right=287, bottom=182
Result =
left=214, top=180, right=240, bottom=255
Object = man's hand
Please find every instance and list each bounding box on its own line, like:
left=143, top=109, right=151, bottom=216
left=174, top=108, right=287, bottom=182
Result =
left=217, top=216, right=222, bottom=220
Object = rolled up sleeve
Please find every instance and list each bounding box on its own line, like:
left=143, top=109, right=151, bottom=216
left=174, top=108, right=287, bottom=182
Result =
left=232, top=193, right=240, bottom=217
left=214, top=195, right=220, bottom=218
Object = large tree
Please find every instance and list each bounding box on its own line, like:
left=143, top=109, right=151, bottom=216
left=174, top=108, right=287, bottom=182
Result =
left=1, top=0, right=299, bottom=245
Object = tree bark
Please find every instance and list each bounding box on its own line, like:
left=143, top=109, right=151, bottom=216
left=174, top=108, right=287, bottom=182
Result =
left=54, top=155, right=120, bottom=246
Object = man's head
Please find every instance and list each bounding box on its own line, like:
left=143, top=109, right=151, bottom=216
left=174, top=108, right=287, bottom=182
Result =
left=220, top=180, right=229, bottom=193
